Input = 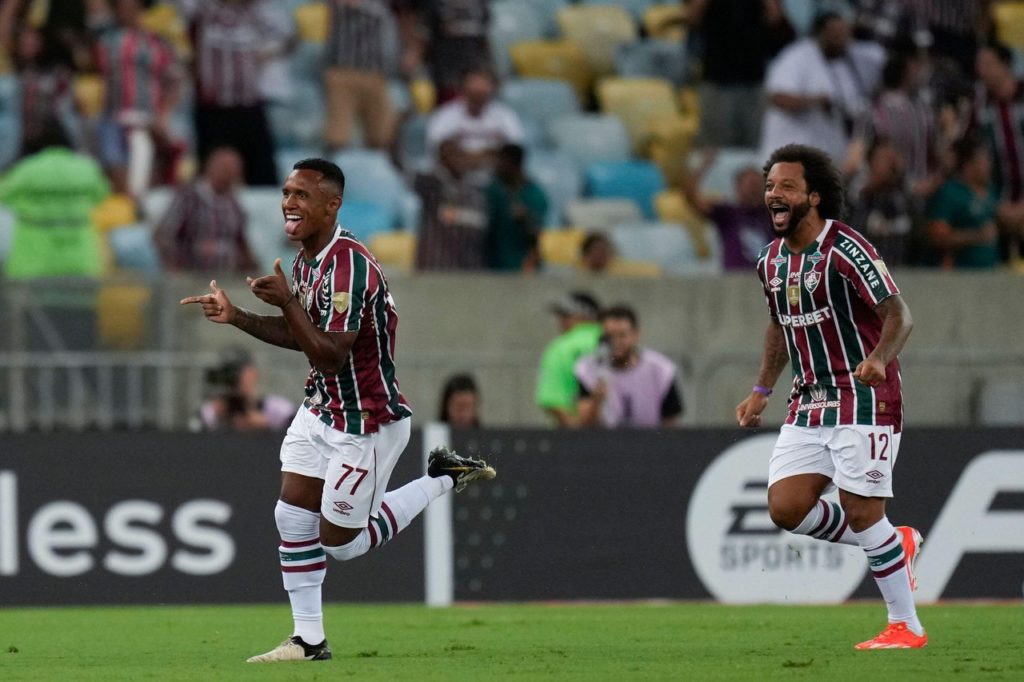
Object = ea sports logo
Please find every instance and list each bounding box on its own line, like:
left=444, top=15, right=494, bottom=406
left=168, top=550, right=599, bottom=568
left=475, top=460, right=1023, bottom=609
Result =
left=686, top=435, right=866, bottom=603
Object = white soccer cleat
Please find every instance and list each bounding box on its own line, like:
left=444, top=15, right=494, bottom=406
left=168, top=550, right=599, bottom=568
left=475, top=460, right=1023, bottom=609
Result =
left=246, top=636, right=332, bottom=662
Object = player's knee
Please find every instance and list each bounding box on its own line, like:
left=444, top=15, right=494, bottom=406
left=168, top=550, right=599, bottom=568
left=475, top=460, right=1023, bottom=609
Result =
left=767, top=502, right=804, bottom=531
left=275, top=499, right=319, bottom=541
left=322, top=532, right=370, bottom=562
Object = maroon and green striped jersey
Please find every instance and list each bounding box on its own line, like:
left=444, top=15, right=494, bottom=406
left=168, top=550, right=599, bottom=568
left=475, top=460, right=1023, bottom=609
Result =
left=756, top=220, right=904, bottom=431
left=291, top=227, right=412, bottom=435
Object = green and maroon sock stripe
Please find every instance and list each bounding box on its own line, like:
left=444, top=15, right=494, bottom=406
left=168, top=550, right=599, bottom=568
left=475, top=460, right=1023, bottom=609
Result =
left=866, top=533, right=906, bottom=578
left=814, top=502, right=846, bottom=542
left=827, top=514, right=850, bottom=543
left=279, top=539, right=327, bottom=573
left=380, top=502, right=399, bottom=536
left=807, top=499, right=831, bottom=536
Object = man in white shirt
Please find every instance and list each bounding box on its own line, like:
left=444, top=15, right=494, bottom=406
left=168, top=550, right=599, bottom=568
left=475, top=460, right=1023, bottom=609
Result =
left=759, top=11, right=884, bottom=170
left=426, top=66, right=524, bottom=175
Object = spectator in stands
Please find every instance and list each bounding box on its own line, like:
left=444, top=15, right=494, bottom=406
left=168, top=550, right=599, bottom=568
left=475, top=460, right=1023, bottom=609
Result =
left=0, top=21, right=75, bottom=157
left=426, top=66, right=524, bottom=178
left=438, top=373, right=481, bottom=429
left=848, top=137, right=917, bottom=266
left=579, top=231, right=615, bottom=275
left=409, top=0, right=490, bottom=104
left=93, top=0, right=182, bottom=197
left=155, top=146, right=256, bottom=272
left=873, top=47, right=944, bottom=198
left=176, top=0, right=289, bottom=187
left=536, top=290, right=602, bottom=428
left=196, top=347, right=296, bottom=431
left=759, top=10, right=884, bottom=172
left=414, top=137, right=487, bottom=270
left=683, top=153, right=771, bottom=271
left=575, top=305, right=683, bottom=429
left=0, top=127, right=109, bottom=279
left=322, top=0, right=409, bottom=153
left=687, top=0, right=794, bottom=148
left=485, top=144, right=546, bottom=272
left=923, top=134, right=1001, bottom=269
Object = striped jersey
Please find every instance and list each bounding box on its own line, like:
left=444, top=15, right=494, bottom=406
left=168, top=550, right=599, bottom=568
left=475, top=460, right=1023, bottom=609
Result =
left=291, top=227, right=412, bottom=434
left=756, top=220, right=903, bottom=430
left=325, top=0, right=401, bottom=73
left=95, top=27, right=177, bottom=117
left=969, top=81, right=1024, bottom=201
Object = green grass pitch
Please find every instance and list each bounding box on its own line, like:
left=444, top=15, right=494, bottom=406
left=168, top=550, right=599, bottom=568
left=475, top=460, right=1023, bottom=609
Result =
left=1, top=603, right=1020, bottom=681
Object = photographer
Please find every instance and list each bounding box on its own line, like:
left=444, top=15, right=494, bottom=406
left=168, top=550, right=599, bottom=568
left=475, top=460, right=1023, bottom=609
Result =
left=195, top=347, right=295, bottom=432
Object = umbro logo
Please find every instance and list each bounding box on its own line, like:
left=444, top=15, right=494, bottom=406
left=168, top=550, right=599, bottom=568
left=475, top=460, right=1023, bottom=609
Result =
left=769, top=277, right=783, bottom=288
left=866, top=470, right=884, bottom=480
left=333, top=501, right=354, bottom=516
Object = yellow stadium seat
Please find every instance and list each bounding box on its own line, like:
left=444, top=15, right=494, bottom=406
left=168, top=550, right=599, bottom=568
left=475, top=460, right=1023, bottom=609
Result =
left=410, top=77, right=437, bottom=114
left=995, top=2, right=1024, bottom=51
left=644, top=3, right=686, bottom=41
left=556, top=5, right=638, bottom=77
left=295, top=2, right=329, bottom=43
left=369, top=231, right=417, bottom=272
left=648, top=116, right=698, bottom=185
left=92, top=194, right=138, bottom=232
left=510, top=40, right=592, bottom=103
left=97, top=283, right=151, bottom=350
left=540, top=228, right=586, bottom=266
left=142, top=3, right=191, bottom=58
left=74, top=74, right=105, bottom=118
left=654, top=190, right=711, bottom=259
left=596, top=77, right=679, bottom=154
left=608, top=259, right=662, bottom=277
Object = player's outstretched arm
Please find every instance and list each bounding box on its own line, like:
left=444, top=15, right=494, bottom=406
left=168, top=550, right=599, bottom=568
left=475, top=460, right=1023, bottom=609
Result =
left=853, top=294, right=913, bottom=387
left=180, top=279, right=300, bottom=350
left=736, top=320, right=789, bottom=428
left=249, top=259, right=355, bottom=374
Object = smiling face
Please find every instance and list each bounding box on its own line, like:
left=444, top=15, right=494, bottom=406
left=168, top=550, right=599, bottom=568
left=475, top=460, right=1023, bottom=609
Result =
left=281, top=169, right=342, bottom=247
left=764, top=162, right=818, bottom=239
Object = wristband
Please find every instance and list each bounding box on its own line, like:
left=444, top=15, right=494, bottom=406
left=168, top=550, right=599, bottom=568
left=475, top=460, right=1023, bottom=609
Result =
left=752, top=385, right=773, bottom=397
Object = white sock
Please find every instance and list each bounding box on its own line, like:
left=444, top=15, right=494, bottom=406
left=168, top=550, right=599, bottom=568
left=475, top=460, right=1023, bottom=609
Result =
left=275, top=501, right=326, bottom=645
left=855, top=516, right=923, bottom=635
left=791, top=499, right=858, bottom=545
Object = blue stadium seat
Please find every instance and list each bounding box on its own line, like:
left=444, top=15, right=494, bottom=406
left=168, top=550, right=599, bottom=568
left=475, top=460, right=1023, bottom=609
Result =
left=339, top=200, right=394, bottom=242
left=0, top=206, right=13, bottom=266
left=783, top=0, right=815, bottom=35
left=397, top=114, right=432, bottom=174
left=238, top=187, right=289, bottom=271
left=549, top=114, right=632, bottom=168
left=500, top=78, right=581, bottom=131
left=610, top=221, right=719, bottom=276
left=108, top=224, right=162, bottom=275
left=490, top=0, right=546, bottom=77
left=525, top=149, right=583, bottom=227
left=614, top=39, right=687, bottom=85
left=388, top=79, right=413, bottom=115
left=0, top=75, right=21, bottom=170
left=524, top=0, right=570, bottom=38
left=268, top=79, right=324, bottom=150
left=290, top=40, right=323, bottom=81
left=698, top=147, right=761, bottom=201
left=140, top=187, right=175, bottom=228
left=566, top=198, right=642, bottom=231
left=585, top=160, right=666, bottom=219
left=332, top=149, right=420, bottom=231
left=582, top=0, right=654, bottom=21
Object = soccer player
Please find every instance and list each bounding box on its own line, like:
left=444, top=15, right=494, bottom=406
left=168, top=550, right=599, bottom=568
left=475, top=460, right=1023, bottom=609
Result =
left=735, top=144, right=926, bottom=649
left=181, top=158, right=495, bottom=662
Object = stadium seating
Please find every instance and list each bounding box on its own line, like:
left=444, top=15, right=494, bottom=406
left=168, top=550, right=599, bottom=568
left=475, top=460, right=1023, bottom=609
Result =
left=510, top=40, right=592, bottom=103
left=581, top=0, right=655, bottom=21
left=267, top=79, right=324, bottom=150
left=409, top=77, right=437, bottom=113
left=0, top=205, right=13, bottom=266
left=995, top=2, right=1024, bottom=51
left=566, top=198, right=642, bottom=232
left=92, top=194, right=138, bottom=232
left=643, top=3, right=686, bottom=40
left=609, top=221, right=720, bottom=276
left=585, top=160, right=666, bottom=219
left=389, top=79, right=413, bottom=116
left=331, top=149, right=421, bottom=231
left=0, top=75, right=19, bottom=170
left=490, top=0, right=546, bottom=78
left=595, top=77, right=679, bottom=154
left=97, top=283, right=151, bottom=350
left=654, top=189, right=706, bottom=227
left=295, top=2, right=329, bottom=43
left=557, top=5, right=638, bottom=77
left=647, top=116, right=699, bottom=186
left=501, top=78, right=581, bottom=131
left=608, top=259, right=662, bottom=277
left=698, top=147, right=762, bottom=201
left=397, top=114, right=432, bottom=175
left=275, top=147, right=320, bottom=182
left=369, top=231, right=417, bottom=273
left=782, top=0, right=815, bottom=35
left=525, top=149, right=584, bottom=227
left=539, top=227, right=586, bottom=267
left=339, top=200, right=395, bottom=242
left=614, top=40, right=687, bottom=86
left=523, top=0, right=570, bottom=38
left=238, top=187, right=289, bottom=271
left=108, top=224, right=162, bottom=275
left=290, top=40, right=324, bottom=82
left=548, top=114, right=632, bottom=168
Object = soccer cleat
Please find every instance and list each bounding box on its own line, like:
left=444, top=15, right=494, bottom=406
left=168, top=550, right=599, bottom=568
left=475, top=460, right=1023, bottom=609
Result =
left=854, top=622, right=928, bottom=650
left=896, top=526, right=923, bottom=591
left=246, top=636, right=332, bottom=663
left=427, top=446, right=496, bottom=492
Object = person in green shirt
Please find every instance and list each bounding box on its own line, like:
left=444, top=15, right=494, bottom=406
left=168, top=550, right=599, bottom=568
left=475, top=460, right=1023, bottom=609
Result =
left=536, top=291, right=602, bottom=427
left=484, top=144, right=548, bottom=272
left=923, top=135, right=1001, bottom=269
left=0, top=130, right=110, bottom=279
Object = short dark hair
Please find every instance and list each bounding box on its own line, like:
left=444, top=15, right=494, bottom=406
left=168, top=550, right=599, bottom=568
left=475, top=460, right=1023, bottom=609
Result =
left=580, top=231, right=611, bottom=255
left=292, top=158, right=346, bottom=196
left=981, top=41, right=1014, bottom=66
left=461, top=65, right=497, bottom=84
left=497, top=143, right=525, bottom=167
left=599, top=304, right=638, bottom=329
left=812, top=11, right=843, bottom=36
left=763, top=144, right=846, bottom=219
left=438, top=373, right=479, bottom=424
left=882, top=52, right=911, bottom=90
left=952, top=133, right=987, bottom=170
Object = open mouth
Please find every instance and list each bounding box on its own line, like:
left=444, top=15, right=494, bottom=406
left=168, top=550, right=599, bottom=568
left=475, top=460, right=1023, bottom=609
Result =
left=769, top=203, right=790, bottom=228
left=284, top=213, right=303, bottom=236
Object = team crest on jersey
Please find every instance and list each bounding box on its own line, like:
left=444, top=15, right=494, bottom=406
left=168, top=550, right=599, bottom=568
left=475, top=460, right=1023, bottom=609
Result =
left=808, top=384, right=827, bottom=402
left=332, top=292, right=350, bottom=314
left=787, top=285, right=800, bottom=306
left=804, top=269, right=821, bottom=293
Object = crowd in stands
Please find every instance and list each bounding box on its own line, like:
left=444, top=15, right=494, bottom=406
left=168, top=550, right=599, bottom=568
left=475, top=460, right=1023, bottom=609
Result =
left=1, top=0, right=1024, bottom=283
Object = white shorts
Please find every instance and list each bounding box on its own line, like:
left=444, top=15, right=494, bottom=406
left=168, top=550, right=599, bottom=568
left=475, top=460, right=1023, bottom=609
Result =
left=280, top=407, right=411, bottom=528
left=768, top=424, right=901, bottom=497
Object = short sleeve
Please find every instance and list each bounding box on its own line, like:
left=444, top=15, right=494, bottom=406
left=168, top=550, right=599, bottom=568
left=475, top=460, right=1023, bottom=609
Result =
left=322, top=249, right=374, bottom=333
left=536, top=342, right=573, bottom=410
left=833, top=234, right=900, bottom=307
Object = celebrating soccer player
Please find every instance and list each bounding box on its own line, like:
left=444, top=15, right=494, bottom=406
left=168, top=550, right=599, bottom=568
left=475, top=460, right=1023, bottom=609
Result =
left=735, top=144, right=925, bottom=649
left=181, top=158, right=495, bottom=662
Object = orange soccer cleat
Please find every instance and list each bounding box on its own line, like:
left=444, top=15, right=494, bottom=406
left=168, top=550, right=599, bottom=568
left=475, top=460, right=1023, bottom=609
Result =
left=896, top=526, right=923, bottom=591
left=854, top=622, right=928, bottom=650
